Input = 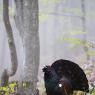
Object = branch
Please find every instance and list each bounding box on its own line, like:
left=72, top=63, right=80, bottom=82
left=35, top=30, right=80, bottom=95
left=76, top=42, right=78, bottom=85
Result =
left=3, top=0, right=18, bottom=76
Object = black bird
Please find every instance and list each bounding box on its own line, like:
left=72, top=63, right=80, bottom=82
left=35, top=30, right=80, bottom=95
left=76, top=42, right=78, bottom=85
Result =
left=42, top=59, right=89, bottom=95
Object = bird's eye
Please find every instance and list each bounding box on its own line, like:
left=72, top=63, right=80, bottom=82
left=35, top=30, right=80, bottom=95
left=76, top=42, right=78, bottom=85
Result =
left=58, top=83, right=62, bottom=87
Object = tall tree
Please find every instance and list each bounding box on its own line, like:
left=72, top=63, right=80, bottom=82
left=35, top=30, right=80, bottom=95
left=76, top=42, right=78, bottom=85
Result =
left=2, top=0, right=18, bottom=86
left=81, top=0, right=90, bottom=62
left=15, top=0, right=40, bottom=95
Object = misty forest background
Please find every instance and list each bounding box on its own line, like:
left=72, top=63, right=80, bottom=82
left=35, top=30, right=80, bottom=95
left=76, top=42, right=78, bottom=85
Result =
left=0, top=0, right=95, bottom=95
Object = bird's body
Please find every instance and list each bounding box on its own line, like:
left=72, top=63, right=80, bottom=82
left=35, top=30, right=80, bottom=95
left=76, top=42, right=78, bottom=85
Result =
left=43, top=59, right=89, bottom=95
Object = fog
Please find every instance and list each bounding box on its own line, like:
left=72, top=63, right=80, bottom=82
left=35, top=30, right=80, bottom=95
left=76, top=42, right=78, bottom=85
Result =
left=0, top=0, right=95, bottom=84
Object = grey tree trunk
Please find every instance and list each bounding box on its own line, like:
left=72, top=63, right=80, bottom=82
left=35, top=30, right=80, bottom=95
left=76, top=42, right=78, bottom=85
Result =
left=81, top=0, right=90, bottom=62
left=14, top=0, right=24, bottom=39
left=15, top=0, right=40, bottom=95
left=2, top=0, right=18, bottom=86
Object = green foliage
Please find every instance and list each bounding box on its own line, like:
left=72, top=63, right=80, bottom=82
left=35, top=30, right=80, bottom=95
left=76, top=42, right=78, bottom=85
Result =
left=73, top=90, right=95, bottom=95
left=87, top=50, right=95, bottom=56
left=60, top=36, right=92, bottom=48
left=39, top=14, right=49, bottom=23
left=0, top=83, right=17, bottom=95
left=41, top=0, right=63, bottom=5
left=60, top=37, right=82, bottom=45
left=0, top=81, right=27, bottom=95
left=59, top=30, right=95, bottom=56
left=91, top=90, right=95, bottom=95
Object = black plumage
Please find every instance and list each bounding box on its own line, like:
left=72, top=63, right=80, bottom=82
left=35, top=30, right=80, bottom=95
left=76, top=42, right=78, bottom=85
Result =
left=43, top=59, right=89, bottom=95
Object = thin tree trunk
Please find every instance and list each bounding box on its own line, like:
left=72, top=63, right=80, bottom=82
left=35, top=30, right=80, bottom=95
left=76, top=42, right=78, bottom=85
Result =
left=2, top=0, right=18, bottom=86
left=81, top=0, right=90, bottom=62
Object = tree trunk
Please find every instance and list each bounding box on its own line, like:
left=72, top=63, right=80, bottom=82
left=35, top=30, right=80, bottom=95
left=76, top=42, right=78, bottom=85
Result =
left=14, top=0, right=24, bottom=39
left=81, top=0, right=90, bottom=62
left=2, top=0, right=18, bottom=86
left=15, top=0, right=40, bottom=95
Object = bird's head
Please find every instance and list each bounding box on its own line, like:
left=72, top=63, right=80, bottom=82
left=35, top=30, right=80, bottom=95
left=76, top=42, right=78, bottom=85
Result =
left=42, top=65, right=59, bottom=81
left=42, top=65, right=51, bottom=73
left=42, top=65, right=58, bottom=77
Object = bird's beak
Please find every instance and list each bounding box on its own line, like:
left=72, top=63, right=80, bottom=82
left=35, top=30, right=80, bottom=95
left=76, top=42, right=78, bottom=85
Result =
left=42, top=65, right=47, bottom=72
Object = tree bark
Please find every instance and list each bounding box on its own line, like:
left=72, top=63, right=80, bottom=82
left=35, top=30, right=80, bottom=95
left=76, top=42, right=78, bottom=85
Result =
left=81, top=0, right=90, bottom=62
left=14, top=0, right=24, bottom=39
left=2, top=0, right=18, bottom=86
left=15, top=0, right=40, bottom=95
